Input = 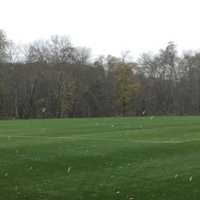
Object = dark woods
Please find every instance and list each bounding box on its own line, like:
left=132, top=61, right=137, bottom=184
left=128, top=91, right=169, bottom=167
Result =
left=0, top=30, right=200, bottom=119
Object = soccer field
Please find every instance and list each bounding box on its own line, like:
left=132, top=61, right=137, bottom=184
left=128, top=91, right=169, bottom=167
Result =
left=1, top=116, right=200, bottom=200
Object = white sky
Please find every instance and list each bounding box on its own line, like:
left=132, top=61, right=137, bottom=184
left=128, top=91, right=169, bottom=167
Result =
left=1, top=0, right=200, bottom=59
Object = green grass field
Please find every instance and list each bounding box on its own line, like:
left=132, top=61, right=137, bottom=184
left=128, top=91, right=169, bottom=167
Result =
left=1, top=116, right=200, bottom=200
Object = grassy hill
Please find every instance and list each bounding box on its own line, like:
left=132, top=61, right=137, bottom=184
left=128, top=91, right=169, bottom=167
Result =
left=0, top=116, right=200, bottom=200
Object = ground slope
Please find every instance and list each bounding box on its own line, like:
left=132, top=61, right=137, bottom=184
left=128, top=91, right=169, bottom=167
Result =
left=0, top=116, right=200, bottom=200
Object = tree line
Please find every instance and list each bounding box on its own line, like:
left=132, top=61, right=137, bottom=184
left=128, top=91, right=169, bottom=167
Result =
left=0, top=30, right=200, bottom=119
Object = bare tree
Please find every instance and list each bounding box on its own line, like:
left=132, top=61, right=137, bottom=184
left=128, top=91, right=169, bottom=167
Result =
left=0, top=30, right=9, bottom=63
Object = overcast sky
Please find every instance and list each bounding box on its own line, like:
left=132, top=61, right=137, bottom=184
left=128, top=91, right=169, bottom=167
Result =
left=1, top=0, right=200, bottom=58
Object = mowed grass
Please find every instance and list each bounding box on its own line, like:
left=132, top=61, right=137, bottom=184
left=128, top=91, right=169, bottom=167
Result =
left=1, top=117, right=200, bottom=200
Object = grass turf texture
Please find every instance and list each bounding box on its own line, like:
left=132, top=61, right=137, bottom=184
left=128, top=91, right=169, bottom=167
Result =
left=0, top=116, right=200, bottom=200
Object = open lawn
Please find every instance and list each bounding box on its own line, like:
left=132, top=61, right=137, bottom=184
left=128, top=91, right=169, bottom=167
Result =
left=0, top=116, right=200, bottom=200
